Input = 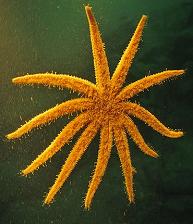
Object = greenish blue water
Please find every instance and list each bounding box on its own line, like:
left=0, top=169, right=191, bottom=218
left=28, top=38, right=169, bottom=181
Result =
left=0, top=0, right=192, bottom=223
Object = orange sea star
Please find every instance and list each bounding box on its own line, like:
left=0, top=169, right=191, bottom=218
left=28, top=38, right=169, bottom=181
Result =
left=7, top=6, right=184, bottom=209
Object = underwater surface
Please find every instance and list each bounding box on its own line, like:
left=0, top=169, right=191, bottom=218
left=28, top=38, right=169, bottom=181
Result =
left=0, top=0, right=193, bottom=223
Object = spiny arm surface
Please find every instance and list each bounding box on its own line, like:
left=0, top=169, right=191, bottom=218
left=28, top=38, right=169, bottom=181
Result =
left=84, top=124, right=112, bottom=209
left=121, top=115, right=158, bottom=158
left=7, top=98, right=93, bottom=139
left=111, top=15, right=147, bottom=94
left=22, top=112, right=91, bottom=175
left=123, top=102, right=183, bottom=138
left=44, top=121, right=100, bottom=204
left=113, top=125, right=134, bottom=202
left=117, top=70, right=185, bottom=101
left=12, top=73, right=99, bottom=98
left=85, top=6, right=110, bottom=91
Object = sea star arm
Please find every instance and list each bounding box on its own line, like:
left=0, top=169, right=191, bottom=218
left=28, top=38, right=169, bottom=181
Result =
left=12, top=73, right=99, bottom=98
left=116, top=70, right=185, bottom=101
left=111, top=15, right=147, bottom=94
left=22, top=112, right=91, bottom=175
left=113, top=125, right=134, bottom=203
left=123, top=102, right=183, bottom=138
left=85, top=6, right=110, bottom=91
left=84, top=123, right=112, bottom=209
left=6, top=98, right=93, bottom=139
left=121, top=114, right=158, bottom=158
left=44, top=121, right=100, bottom=204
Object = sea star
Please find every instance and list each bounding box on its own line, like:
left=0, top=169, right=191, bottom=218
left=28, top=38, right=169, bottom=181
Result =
left=7, top=6, right=184, bottom=209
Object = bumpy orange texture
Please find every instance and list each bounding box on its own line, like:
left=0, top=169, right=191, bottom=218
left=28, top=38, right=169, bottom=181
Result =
left=7, top=5, right=184, bottom=209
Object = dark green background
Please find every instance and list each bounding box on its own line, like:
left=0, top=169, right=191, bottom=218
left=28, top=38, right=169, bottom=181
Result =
left=0, top=0, right=192, bottom=223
